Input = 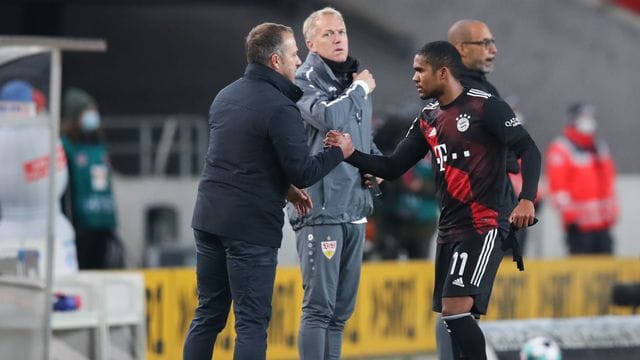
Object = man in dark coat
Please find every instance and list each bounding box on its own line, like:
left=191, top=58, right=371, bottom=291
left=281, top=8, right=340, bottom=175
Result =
left=183, top=22, right=354, bottom=360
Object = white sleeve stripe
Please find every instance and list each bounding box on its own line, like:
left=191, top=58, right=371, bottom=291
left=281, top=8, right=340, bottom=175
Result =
left=422, top=101, right=439, bottom=111
left=320, top=83, right=360, bottom=107
left=405, top=117, right=420, bottom=138
left=352, top=80, right=370, bottom=95
left=305, top=68, right=314, bottom=81
left=467, top=89, right=492, bottom=98
left=468, top=88, right=491, bottom=96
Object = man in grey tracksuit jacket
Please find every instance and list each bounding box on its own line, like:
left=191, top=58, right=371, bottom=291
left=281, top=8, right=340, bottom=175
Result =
left=286, top=7, right=382, bottom=360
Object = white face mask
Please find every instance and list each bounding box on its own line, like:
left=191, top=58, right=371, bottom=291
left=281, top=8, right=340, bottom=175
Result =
left=574, top=115, right=596, bottom=134
left=80, top=110, right=101, bottom=133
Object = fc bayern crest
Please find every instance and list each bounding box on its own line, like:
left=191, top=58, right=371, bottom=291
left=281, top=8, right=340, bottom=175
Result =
left=456, top=114, right=471, bottom=132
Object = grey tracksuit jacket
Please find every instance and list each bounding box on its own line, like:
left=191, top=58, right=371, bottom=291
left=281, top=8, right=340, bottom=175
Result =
left=287, top=52, right=381, bottom=230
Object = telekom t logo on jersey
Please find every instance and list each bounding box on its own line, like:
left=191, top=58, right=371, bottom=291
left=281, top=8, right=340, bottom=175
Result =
left=433, top=143, right=471, bottom=172
left=434, top=144, right=448, bottom=171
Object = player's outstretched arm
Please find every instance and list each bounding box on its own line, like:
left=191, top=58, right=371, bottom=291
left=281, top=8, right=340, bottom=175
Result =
left=325, top=126, right=428, bottom=180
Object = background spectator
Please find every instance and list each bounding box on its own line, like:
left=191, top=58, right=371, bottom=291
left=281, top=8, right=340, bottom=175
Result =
left=61, top=87, right=124, bottom=269
left=370, top=113, right=438, bottom=260
left=505, top=95, right=544, bottom=254
left=0, top=79, right=79, bottom=276
left=546, top=102, right=618, bottom=255
left=391, top=158, right=438, bottom=259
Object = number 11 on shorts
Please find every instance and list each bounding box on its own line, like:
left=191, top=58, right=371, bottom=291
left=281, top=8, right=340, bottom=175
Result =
left=450, top=251, right=468, bottom=276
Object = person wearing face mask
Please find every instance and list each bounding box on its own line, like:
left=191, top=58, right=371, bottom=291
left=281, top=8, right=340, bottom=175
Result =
left=61, top=87, right=124, bottom=269
left=546, top=102, right=618, bottom=255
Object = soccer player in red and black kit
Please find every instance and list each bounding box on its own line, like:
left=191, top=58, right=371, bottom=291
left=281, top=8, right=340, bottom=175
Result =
left=326, top=41, right=541, bottom=359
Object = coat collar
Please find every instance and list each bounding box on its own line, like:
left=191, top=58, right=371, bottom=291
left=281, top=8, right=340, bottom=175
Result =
left=460, top=66, right=489, bottom=84
left=244, top=62, right=303, bottom=103
left=304, top=52, right=339, bottom=83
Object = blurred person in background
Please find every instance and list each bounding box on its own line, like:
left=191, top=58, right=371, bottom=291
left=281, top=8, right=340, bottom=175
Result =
left=505, top=95, right=544, bottom=254
left=183, top=22, right=353, bottom=360
left=0, top=79, right=79, bottom=276
left=326, top=41, right=541, bottom=360
left=448, top=19, right=500, bottom=96
left=372, top=113, right=438, bottom=260
left=61, top=87, right=124, bottom=269
left=448, top=19, right=522, bottom=238
left=285, top=7, right=382, bottom=360
left=369, top=113, right=408, bottom=260
left=546, top=102, right=618, bottom=255
left=0, top=79, right=48, bottom=115
left=391, top=158, right=438, bottom=259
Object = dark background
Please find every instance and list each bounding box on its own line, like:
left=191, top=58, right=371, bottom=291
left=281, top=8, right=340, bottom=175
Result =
left=0, top=0, right=316, bottom=117
left=2, top=0, right=640, bottom=173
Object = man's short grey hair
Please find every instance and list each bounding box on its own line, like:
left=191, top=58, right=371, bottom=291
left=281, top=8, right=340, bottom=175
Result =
left=245, top=22, right=293, bottom=65
left=302, top=7, right=345, bottom=41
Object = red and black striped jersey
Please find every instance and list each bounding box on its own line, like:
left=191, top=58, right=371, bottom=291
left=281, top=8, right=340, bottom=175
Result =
left=411, top=89, right=529, bottom=242
left=347, top=88, right=540, bottom=244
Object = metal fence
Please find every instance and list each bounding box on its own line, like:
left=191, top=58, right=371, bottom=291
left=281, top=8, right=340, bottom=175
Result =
left=102, top=114, right=208, bottom=177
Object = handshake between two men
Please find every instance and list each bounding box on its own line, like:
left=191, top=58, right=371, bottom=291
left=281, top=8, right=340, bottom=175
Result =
left=325, top=129, right=354, bottom=157
left=287, top=130, right=378, bottom=217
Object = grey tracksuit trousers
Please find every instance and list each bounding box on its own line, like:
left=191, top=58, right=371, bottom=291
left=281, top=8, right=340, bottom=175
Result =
left=296, top=223, right=365, bottom=360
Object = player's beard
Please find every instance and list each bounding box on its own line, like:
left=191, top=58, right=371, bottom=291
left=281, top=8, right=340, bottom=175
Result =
left=422, top=87, right=443, bottom=100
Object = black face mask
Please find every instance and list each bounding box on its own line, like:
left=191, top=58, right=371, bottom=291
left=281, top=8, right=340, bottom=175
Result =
left=321, top=56, right=359, bottom=87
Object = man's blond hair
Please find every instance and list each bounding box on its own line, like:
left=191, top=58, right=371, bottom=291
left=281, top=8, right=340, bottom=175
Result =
left=302, top=7, right=345, bottom=41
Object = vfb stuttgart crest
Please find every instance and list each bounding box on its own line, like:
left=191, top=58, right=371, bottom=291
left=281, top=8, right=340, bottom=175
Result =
left=456, top=113, right=471, bottom=132
left=321, top=237, right=337, bottom=259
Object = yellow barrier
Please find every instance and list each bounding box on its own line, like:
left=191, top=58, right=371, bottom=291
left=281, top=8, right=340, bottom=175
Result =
left=145, top=268, right=198, bottom=360
left=144, top=258, right=640, bottom=359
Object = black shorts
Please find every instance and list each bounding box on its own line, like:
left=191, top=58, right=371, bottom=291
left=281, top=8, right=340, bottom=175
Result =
left=432, top=228, right=503, bottom=315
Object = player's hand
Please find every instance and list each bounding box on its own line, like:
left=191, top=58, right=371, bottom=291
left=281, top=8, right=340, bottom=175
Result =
left=324, top=130, right=354, bottom=158
left=353, top=69, right=376, bottom=93
left=287, top=185, right=313, bottom=216
left=361, top=173, right=383, bottom=188
left=509, top=199, right=536, bottom=229
left=362, top=173, right=383, bottom=196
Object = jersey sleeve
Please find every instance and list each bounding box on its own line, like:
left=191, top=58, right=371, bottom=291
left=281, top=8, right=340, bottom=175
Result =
left=346, top=117, right=429, bottom=180
left=483, top=97, right=541, bottom=201
left=268, top=104, right=344, bottom=188
left=482, top=97, right=527, bottom=146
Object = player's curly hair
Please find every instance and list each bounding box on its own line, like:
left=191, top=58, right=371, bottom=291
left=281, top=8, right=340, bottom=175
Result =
left=417, top=41, right=464, bottom=79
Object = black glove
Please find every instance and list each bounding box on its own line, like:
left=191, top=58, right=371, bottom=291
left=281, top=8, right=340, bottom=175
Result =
left=501, top=218, right=539, bottom=271
left=361, top=173, right=382, bottom=197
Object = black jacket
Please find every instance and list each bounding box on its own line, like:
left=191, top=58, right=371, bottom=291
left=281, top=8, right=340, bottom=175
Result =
left=458, top=67, right=521, bottom=236
left=458, top=67, right=501, bottom=98
left=457, top=68, right=522, bottom=170
left=191, top=63, right=344, bottom=247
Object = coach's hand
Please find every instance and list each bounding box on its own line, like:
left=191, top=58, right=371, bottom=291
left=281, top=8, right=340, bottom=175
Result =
left=509, top=199, right=536, bottom=228
left=353, top=69, right=376, bottom=93
left=324, top=130, right=354, bottom=158
left=287, top=185, right=313, bottom=216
